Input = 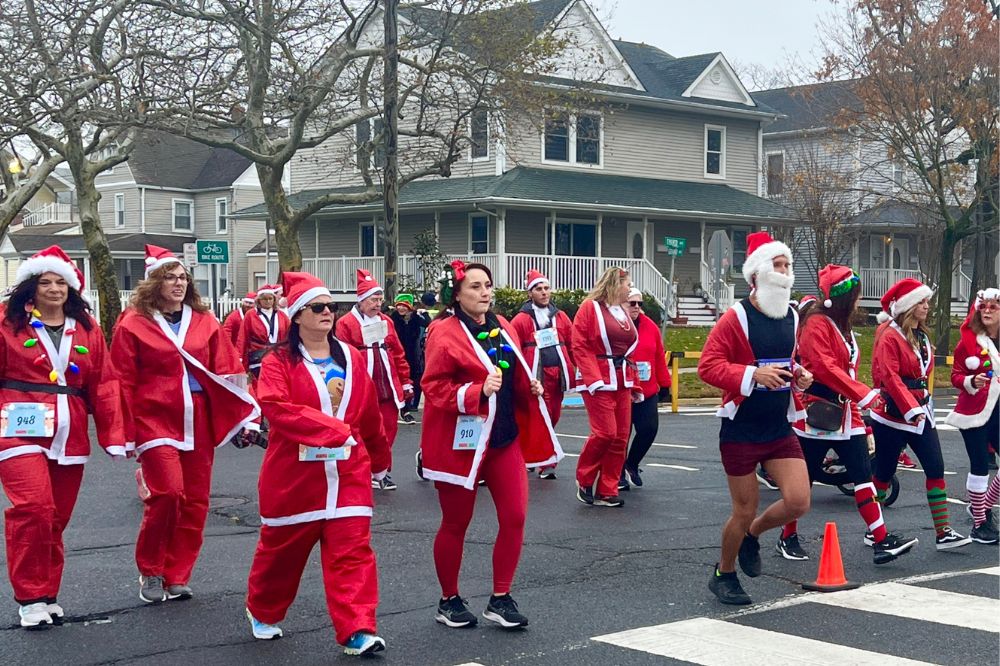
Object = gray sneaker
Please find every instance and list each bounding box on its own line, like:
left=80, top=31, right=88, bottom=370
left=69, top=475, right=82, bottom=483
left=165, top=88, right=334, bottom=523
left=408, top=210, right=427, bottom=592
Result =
left=139, top=575, right=166, bottom=603
left=166, top=584, right=193, bottom=601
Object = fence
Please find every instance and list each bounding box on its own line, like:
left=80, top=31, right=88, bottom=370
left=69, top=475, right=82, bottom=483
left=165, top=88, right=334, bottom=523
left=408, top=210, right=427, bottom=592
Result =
left=86, top=290, right=246, bottom=322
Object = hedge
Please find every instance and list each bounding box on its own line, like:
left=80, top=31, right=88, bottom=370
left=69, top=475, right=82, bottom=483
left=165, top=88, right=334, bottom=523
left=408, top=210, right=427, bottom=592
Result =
left=492, top=287, right=664, bottom=325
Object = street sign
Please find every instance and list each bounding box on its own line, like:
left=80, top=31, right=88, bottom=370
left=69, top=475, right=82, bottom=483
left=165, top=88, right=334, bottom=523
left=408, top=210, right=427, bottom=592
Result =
left=663, top=236, right=687, bottom=257
left=196, top=240, right=229, bottom=264
left=183, top=243, right=199, bottom=267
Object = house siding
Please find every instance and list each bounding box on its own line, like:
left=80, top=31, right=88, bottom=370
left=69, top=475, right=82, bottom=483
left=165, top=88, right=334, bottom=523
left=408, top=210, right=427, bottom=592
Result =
left=505, top=210, right=548, bottom=253
left=98, top=188, right=142, bottom=233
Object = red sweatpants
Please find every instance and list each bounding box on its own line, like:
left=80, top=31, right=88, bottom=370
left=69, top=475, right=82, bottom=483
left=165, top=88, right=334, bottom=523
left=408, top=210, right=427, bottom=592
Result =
left=246, top=516, right=378, bottom=645
left=433, top=442, right=528, bottom=597
left=0, top=454, right=84, bottom=604
left=541, top=366, right=564, bottom=427
left=379, top=400, right=399, bottom=467
left=135, top=395, right=215, bottom=585
left=578, top=389, right=632, bottom=496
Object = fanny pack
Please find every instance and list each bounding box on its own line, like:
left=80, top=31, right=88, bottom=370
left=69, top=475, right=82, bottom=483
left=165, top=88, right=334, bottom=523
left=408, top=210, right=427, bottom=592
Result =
left=881, top=380, right=930, bottom=420
left=248, top=349, right=267, bottom=366
left=804, top=382, right=845, bottom=431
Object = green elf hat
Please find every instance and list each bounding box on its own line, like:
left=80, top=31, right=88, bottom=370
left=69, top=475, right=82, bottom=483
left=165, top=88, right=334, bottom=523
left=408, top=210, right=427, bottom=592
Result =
left=394, top=293, right=415, bottom=310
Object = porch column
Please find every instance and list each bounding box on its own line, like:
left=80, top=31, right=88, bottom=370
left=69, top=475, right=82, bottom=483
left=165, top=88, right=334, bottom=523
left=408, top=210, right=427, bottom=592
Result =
left=496, top=206, right=507, bottom=286
left=888, top=232, right=895, bottom=282
left=596, top=213, right=603, bottom=258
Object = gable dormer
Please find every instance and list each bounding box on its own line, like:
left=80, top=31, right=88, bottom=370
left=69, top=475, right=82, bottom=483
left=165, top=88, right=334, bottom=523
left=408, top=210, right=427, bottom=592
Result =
left=545, top=0, right=644, bottom=91
left=682, top=54, right=755, bottom=106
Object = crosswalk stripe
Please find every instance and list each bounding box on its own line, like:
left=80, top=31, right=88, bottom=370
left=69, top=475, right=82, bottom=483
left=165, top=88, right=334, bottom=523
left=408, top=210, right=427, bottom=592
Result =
left=973, top=566, right=1000, bottom=576
left=556, top=433, right=697, bottom=449
left=647, top=463, right=699, bottom=471
left=592, top=616, right=933, bottom=665
left=805, top=581, right=1000, bottom=632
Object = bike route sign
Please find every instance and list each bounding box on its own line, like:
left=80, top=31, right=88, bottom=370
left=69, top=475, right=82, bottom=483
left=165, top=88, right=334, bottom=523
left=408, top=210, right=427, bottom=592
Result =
left=196, top=240, right=229, bottom=263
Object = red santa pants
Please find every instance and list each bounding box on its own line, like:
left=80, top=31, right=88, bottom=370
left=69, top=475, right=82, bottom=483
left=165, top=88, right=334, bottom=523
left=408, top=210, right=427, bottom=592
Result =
left=541, top=366, right=564, bottom=427
left=379, top=399, right=399, bottom=457
left=246, top=516, right=378, bottom=645
left=135, top=395, right=215, bottom=585
left=578, top=389, right=633, bottom=496
left=433, top=441, right=528, bottom=597
left=0, top=453, right=84, bottom=604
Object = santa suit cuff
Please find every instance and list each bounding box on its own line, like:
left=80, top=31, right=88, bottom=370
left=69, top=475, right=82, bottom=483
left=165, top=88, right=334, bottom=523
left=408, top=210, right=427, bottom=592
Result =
left=740, top=365, right=756, bottom=397
left=903, top=406, right=923, bottom=422
left=586, top=380, right=605, bottom=394
left=125, top=441, right=136, bottom=453
left=104, top=445, right=127, bottom=458
left=343, top=435, right=358, bottom=448
left=457, top=382, right=479, bottom=414
left=403, top=384, right=413, bottom=392
left=857, top=389, right=879, bottom=410
left=963, top=375, right=980, bottom=395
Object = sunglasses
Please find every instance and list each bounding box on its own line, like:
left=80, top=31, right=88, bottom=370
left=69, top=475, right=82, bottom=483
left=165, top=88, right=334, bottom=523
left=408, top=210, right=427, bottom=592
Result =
left=306, top=302, right=337, bottom=314
left=628, top=301, right=643, bottom=306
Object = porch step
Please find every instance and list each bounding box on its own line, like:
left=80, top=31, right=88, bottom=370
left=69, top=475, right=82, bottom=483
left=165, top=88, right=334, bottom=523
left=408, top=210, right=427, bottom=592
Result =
left=674, top=294, right=718, bottom=327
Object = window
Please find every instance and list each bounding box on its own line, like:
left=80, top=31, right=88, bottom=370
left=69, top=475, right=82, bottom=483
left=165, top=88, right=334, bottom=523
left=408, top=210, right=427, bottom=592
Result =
left=470, top=108, right=489, bottom=160
left=216, top=197, right=228, bottom=233
left=766, top=153, right=784, bottom=196
left=546, top=221, right=597, bottom=257
left=891, top=159, right=905, bottom=189
left=361, top=223, right=384, bottom=257
left=96, top=142, right=118, bottom=174
left=470, top=215, right=490, bottom=254
left=114, top=193, right=125, bottom=228
left=254, top=272, right=266, bottom=290
left=356, top=117, right=386, bottom=171
left=705, top=125, right=726, bottom=178
left=543, top=111, right=602, bottom=166
left=731, top=227, right=751, bottom=272
left=172, top=199, right=193, bottom=231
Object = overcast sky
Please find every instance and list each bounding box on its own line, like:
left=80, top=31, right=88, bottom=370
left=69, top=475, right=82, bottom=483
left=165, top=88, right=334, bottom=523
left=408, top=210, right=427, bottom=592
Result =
left=590, top=0, right=834, bottom=83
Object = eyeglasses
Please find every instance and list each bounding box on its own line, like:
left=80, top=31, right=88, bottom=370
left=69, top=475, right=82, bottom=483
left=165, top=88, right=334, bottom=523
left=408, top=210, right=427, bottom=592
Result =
left=163, top=274, right=189, bottom=284
left=306, top=302, right=337, bottom=314
left=979, top=303, right=999, bottom=312
left=628, top=301, right=643, bottom=307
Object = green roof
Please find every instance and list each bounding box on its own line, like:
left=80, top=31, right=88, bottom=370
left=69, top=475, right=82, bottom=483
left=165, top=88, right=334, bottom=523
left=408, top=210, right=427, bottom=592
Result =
left=234, top=166, right=793, bottom=222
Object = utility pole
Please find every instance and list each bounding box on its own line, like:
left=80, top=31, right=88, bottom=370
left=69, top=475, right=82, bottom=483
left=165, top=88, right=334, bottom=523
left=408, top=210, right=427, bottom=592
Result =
left=382, top=0, right=400, bottom=302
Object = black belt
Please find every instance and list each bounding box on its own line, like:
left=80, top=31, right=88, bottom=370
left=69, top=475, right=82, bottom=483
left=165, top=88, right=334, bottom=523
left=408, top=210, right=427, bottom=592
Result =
left=0, top=379, right=84, bottom=397
left=806, top=381, right=844, bottom=404
left=598, top=354, right=627, bottom=368
left=902, top=377, right=928, bottom=390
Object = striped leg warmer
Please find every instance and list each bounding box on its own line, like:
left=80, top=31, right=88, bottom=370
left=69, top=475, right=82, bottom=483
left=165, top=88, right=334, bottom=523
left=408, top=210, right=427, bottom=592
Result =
left=873, top=477, right=891, bottom=504
left=986, top=474, right=1000, bottom=509
left=926, top=478, right=950, bottom=536
left=967, top=473, right=990, bottom=528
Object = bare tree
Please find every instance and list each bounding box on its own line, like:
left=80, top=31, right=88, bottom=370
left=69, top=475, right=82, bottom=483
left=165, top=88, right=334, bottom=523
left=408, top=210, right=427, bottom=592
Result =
left=0, top=142, right=65, bottom=234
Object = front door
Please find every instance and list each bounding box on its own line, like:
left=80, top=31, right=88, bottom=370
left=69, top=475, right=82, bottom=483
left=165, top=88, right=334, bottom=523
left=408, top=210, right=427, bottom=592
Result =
left=626, top=220, right=646, bottom=259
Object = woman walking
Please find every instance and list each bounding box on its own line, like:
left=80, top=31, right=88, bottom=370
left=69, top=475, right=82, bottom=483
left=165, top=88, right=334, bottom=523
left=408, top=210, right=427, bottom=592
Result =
left=0, top=246, right=125, bottom=628
left=420, top=261, right=560, bottom=629
left=111, top=245, right=259, bottom=604
left=244, top=272, right=390, bottom=655
left=946, top=287, right=1000, bottom=544
left=571, top=267, right=638, bottom=507
left=870, top=277, right=970, bottom=550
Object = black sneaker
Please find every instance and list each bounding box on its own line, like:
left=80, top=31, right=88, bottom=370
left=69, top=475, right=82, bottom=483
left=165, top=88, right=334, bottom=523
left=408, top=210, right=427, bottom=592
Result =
left=775, top=533, right=809, bottom=560
left=873, top=532, right=919, bottom=564
left=966, top=504, right=997, bottom=528
left=482, top=594, right=528, bottom=629
left=970, top=522, right=1000, bottom=544
left=537, top=467, right=557, bottom=480
left=738, top=533, right=761, bottom=577
left=435, top=596, right=477, bottom=628
left=863, top=531, right=876, bottom=547
left=936, top=527, right=972, bottom=550
left=415, top=450, right=426, bottom=481
left=617, top=473, right=630, bottom=492
left=576, top=484, right=594, bottom=505
left=594, top=494, right=624, bottom=507
left=399, top=413, right=416, bottom=425
left=708, top=566, right=752, bottom=605
left=624, top=464, right=643, bottom=487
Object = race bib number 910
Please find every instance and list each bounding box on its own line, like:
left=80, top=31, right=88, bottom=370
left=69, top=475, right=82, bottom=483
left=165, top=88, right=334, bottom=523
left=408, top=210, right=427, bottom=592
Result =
left=453, top=415, right=483, bottom=450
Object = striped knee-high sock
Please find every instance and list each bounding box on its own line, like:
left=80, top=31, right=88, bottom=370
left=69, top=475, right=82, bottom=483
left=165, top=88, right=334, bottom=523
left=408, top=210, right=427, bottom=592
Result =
left=986, top=474, right=1000, bottom=509
left=967, top=473, right=990, bottom=527
left=873, top=477, right=891, bottom=504
left=926, top=478, right=950, bottom=536
left=854, top=482, right=887, bottom=542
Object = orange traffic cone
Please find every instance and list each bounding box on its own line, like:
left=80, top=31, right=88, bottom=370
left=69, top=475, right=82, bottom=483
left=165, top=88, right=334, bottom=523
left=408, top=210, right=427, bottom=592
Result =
left=802, top=522, right=861, bottom=592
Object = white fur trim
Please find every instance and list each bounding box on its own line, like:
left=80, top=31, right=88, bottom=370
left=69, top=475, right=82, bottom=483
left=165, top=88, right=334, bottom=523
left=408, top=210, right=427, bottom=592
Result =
left=740, top=365, right=756, bottom=397
left=742, top=240, right=792, bottom=283
left=890, top=284, right=933, bottom=317
left=288, top=286, right=332, bottom=317
left=15, top=256, right=81, bottom=291
left=527, top=277, right=548, bottom=291
left=966, top=356, right=981, bottom=371
left=968, top=473, right=989, bottom=493
left=963, top=375, right=979, bottom=395
left=144, top=256, right=183, bottom=278
left=357, top=286, right=383, bottom=302
left=857, top=388, right=879, bottom=410
left=876, top=311, right=892, bottom=324
left=823, top=299, right=833, bottom=308
left=256, top=286, right=280, bottom=296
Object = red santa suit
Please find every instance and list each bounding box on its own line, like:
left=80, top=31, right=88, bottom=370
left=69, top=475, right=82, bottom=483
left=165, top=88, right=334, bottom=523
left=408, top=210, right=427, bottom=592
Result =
left=510, top=303, right=576, bottom=427
left=571, top=298, right=639, bottom=498
left=870, top=321, right=935, bottom=434
left=946, top=321, right=1000, bottom=430
left=246, top=312, right=390, bottom=644
left=238, top=288, right=290, bottom=377
left=222, top=307, right=245, bottom=346
left=0, top=247, right=125, bottom=607
left=111, top=253, right=260, bottom=588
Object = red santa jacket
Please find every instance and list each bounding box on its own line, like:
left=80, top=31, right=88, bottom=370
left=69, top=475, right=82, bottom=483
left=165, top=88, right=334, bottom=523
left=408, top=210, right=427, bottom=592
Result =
left=0, top=308, right=125, bottom=465
left=631, top=313, right=672, bottom=399
left=255, top=342, right=390, bottom=526
left=510, top=304, right=577, bottom=391
left=792, top=315, right=878, bottom=440
left=571, top=299, right=639, bottom=393
left=237, top=307, right=290, bottom=372
left=222, top=308, right=245, bottom=346
left=697, top=300, right=804, bottom=422
left=111, top=305, right=260, bottom=455
left=870, top=321, right=934, bottom=434
left=419, top=314, right=563, bottom=488
left=946, top=332, right=999, bottom=430
left=335, top=308, right=411, bottom=408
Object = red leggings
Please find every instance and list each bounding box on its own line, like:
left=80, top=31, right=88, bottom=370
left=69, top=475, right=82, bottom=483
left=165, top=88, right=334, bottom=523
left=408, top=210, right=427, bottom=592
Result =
left=578, top=389, right=632, bottom=496
left=433, top=442, right=528, bottom=597
left=247, top=516, right=378, bottom=644
left=0, top=454, right=84, bottom=604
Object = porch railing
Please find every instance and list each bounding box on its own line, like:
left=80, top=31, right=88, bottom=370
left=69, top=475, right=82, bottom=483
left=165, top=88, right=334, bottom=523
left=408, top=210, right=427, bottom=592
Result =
left=860, top=268, right=923, bottom=300
left=699, top=260, right=735, bottom=313
left=23, top=202, right=73, bottom=226
left=952, top=269, right=972, bottom=301
left=86, top=290, right=245, bottom=323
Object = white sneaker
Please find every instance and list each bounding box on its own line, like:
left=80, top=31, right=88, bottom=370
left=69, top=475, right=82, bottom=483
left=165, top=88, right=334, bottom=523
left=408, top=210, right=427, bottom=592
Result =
left=246, top=608, right=283, bottom=640
left=18, top=602, right=53, bottom=629
left=46, top=602, right=64, bottom=625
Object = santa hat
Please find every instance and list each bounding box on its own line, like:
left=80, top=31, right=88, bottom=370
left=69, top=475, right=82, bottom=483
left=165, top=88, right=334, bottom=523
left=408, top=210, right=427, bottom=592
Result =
left=742, top=231, right=792, bottom=284
left=818, top=264, right=858, bottom=308
left=525, top=269, right=549, bottom=291
left=960, top=288, right=1000, bottom=371
left=242, top=292, right=256, bottom=306
left=394, top=293, right=415, bottom=310
left=15, top=245, right=83, bottom=292
left=144, top=244, right=183, bottom=278
left=877, top=277, right=933, bottom=324
left=256, top=284, right=281, bottom=297
left=356, top=269, right=383, bottom=302
left=797, top=294, right=817, bottom=312
left=283, top=272, right=332, bottom=317
left=627, top=287, right=643, bottom=301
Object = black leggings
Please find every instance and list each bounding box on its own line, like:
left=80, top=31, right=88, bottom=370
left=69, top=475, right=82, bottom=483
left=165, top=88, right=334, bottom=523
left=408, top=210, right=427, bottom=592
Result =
left=799, top=434, right=872, bottom=485
left=872, top=420, right=945, bottom=481
left=960, top=403, right=999, bottom=476
left=625, top=394, right=660, bottom=468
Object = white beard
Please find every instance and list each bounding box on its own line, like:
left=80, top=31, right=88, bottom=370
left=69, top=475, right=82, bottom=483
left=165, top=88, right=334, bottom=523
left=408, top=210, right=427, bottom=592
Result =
left=753, top=267, right=794, bottom=319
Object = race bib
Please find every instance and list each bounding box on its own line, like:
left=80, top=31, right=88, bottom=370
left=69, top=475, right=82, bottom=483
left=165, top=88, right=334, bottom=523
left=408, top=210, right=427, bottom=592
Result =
left=534, top=327, right=559, bottom=349
left=298, top=444, right=352, bottom=462
left=362, top=320, right=388, bottom=346
left=636, top=361, right=652, bottom=382
left=1, top=402, right=55, bottom=438
left=754, top=357, right=792, bottom=392
left=453, top=415, right=483, bottom=450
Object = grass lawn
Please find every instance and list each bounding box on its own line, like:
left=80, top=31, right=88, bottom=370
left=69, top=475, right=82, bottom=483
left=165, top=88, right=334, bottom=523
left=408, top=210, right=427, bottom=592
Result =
left=663, top=324, right=955, bottom=401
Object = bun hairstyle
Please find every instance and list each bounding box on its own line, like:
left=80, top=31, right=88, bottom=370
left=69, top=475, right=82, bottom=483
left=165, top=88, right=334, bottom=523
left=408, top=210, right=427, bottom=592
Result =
left=438, top=260, right=493, bottom=307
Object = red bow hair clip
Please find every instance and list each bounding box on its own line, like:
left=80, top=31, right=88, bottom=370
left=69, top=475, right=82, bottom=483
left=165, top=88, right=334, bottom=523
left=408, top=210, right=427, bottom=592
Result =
left=450, top=259, right=467, bottom=282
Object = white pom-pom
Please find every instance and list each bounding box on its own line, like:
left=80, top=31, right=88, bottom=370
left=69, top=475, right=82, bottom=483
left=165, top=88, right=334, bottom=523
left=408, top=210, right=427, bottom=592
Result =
left=966, top=356, right=981, bottom=371
left=823, top=299, right=832, bottom=308
left=876, top=311, right=892, bottom=324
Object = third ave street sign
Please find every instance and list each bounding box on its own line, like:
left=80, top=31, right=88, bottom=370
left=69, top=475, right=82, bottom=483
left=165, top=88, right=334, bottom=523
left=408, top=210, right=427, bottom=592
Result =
left=663, top=236, right=687, bottom=257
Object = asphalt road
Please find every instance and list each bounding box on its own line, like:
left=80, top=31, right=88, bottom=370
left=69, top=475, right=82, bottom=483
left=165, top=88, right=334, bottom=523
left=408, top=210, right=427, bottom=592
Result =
left=0, top=401, right=997, bottom=665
